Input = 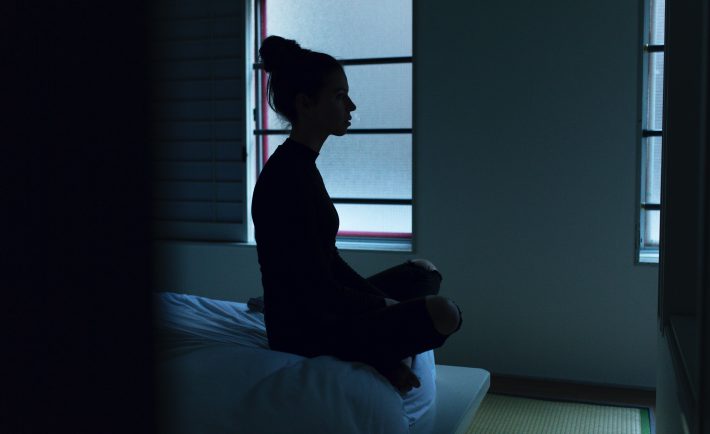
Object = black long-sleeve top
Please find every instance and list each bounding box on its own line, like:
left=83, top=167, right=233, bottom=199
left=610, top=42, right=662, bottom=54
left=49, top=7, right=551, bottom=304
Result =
left=251, top=138, right=388, bottom=353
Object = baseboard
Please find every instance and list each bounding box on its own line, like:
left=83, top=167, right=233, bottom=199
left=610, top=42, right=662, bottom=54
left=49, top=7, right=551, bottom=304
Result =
left=488, top=372, right=656, bottom=409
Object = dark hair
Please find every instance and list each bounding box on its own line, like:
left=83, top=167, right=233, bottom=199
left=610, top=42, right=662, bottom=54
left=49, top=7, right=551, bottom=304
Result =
left=259, top=35, right=344, bottom=127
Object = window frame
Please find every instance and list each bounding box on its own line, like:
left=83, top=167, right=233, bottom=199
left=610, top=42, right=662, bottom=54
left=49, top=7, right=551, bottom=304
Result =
left=247, top=0, right=414, bottom=250
left=637, top=0, right=665, bottom=264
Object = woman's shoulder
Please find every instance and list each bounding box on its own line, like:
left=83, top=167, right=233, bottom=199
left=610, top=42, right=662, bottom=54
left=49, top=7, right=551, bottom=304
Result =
left=254, top=155, right=312, bottom=207
left=258, top=152, right=305, bottom=188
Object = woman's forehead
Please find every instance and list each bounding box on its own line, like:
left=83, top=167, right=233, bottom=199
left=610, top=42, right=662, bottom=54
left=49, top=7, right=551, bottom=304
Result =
left=325, top=70, right=349, bottom=91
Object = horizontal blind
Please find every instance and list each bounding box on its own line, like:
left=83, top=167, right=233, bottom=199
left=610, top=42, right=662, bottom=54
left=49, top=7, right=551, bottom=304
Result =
left=151, top=0, right=246, bottom=241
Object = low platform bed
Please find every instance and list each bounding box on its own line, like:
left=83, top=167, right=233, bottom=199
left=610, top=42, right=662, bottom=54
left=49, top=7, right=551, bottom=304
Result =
left=412, top=365, right=490, bottom=434
left=155, top=292, right=489, bottom=434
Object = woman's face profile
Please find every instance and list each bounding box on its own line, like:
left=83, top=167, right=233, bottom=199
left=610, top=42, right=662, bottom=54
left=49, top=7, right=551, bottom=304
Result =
left=307, top=69, right=357, bottom=137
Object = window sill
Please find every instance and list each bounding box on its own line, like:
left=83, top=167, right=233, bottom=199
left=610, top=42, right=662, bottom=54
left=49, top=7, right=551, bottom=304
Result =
left=153, top=239, right=257, bottom=248
left=154, top=238, right=412, bottom=253
left=638, top=249, right=659, bottom=264
left=336, top=237, right=412, bottom=252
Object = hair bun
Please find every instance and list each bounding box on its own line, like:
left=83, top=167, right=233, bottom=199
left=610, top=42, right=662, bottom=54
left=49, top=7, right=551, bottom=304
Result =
left=259, top=35, right=303, bottom=73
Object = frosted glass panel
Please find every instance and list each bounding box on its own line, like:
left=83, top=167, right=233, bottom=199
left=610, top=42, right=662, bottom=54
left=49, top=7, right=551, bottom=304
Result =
left=263, top=134, right=287, bottom=161
left=639, top=0, right=664, bottom=255
left=644, top=210, right=660, bottom=247
left=335, top=203, right=411, bottom=235
left=266, top=63, right=412, bottom=130
left=645, top=137, right=662, bottom=204
left=264, top=0, right=412, bottom=59
left=257, top=0, right=413, bottom=240
left=647, top=52, right=664, bottom=130
left=261, top=134, right=411, bottom=200
left=650, top=0, right=666, bottom=45
left=318, top=134, right=411, bottom=199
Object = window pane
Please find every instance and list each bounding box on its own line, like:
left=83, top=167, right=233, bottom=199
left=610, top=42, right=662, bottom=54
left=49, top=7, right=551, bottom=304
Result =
left=639, top=0, right=664, bottom=256
left=650, top=0, right=666, bottom=45
left=262, top=134, right=412, bottom=200
left=647, top=52, right=664, bottom=131
left=335, top=203, right=411, bottom=235
left=264, top=0, right=412, bottom=59
left=645, top=137, right=662, bottom=204
left=258, top=0, right=413, bottom=241
left=266, top=63, right=412, bottom=130
left=644, top=210, right=660, bottom=247
left=319, top=134, right=411, bottom=200
left=262, top=134, right=286, bottom=161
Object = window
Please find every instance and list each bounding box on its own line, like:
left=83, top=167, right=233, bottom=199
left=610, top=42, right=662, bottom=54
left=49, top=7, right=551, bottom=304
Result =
left=247, top=0, right=413, bottom=250
left=639, top=0, right=665, bottom=263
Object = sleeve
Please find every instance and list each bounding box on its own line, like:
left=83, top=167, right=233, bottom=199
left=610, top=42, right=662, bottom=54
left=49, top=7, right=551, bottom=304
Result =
left=330, top=248, right=389, bottom=298
left=257, top=176, right=386, bottom=316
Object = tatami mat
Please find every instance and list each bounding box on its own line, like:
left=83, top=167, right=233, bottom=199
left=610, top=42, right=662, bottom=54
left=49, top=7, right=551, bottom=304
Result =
left=467, top=393, right=652, bottom=434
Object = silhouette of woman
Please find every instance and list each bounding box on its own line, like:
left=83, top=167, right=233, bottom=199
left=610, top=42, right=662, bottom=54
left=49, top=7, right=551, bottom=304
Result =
left=251, top=35, right=462, bottom=394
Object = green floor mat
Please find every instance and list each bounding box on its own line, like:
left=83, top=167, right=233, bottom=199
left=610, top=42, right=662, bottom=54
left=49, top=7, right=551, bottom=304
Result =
left=468, top=393, right=652, bottom=434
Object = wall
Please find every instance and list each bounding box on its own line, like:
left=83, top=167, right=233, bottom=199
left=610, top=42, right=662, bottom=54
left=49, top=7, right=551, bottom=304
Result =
left=154, top=0, right=659, bottom=388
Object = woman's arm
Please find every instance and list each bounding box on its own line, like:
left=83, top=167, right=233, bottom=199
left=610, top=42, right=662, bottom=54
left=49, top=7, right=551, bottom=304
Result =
left=256, top=177, right=387, bottom=316
left=330, top=249, right=389, bottom=298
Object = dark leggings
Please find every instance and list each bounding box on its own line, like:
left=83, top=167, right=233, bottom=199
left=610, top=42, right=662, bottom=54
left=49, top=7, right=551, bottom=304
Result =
left=318, top=260, right=462, bottom=372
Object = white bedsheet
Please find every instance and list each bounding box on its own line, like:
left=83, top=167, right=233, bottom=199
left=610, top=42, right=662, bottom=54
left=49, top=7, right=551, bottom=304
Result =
left=154, top=292, right=437, bottom=434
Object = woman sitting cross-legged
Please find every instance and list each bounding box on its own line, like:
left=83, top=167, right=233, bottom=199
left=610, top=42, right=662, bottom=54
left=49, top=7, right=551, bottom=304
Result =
left=251, top=35, right=463, bottom=394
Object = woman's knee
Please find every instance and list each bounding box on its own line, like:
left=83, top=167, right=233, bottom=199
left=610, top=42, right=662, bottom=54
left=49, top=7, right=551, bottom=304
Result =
left=409, top=258, right=438, bottom=272
left=425, top=295, right=461, bottom=336
left=409, top=258, right=443, bottom=288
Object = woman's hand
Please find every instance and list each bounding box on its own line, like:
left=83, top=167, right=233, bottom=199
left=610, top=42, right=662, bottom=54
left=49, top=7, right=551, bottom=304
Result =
left=381, top=360, right=421, bottom=394
left=384, top=298, right=399, bottom=307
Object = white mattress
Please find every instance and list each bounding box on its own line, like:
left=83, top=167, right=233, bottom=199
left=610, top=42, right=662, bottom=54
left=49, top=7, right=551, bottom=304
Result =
left=410, top=365, right=490, bottom=434
left=154, top=291, right=453, bottom=434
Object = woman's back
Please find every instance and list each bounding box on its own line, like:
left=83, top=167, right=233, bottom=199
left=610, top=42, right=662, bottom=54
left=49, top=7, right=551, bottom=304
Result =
left=252, top=138, right=385, bottom=354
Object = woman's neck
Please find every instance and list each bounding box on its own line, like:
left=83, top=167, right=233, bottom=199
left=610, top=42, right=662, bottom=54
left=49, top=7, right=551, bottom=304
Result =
left=289, top=126, right=328, bottom=154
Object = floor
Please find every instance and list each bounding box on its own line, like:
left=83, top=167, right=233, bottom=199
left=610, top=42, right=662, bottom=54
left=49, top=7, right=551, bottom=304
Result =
left=488, top=374, right=656, bottom=413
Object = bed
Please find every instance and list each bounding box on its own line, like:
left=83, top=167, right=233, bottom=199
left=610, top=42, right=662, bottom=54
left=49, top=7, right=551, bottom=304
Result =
left=155, top=292, right=489, bottom=434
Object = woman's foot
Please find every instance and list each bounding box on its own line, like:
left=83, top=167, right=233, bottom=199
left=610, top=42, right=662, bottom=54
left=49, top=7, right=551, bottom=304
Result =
left=381, top=360, right=421, bottom=394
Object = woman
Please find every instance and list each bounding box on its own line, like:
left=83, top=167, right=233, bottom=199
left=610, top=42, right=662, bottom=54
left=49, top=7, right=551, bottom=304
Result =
left=251, top=35, right=462, bottom=394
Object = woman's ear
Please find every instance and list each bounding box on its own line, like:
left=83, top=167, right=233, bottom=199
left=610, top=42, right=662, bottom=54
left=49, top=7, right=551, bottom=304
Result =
left=295, top=92, right=312, bottom=111
left=294, top=92, right=314, bottom=121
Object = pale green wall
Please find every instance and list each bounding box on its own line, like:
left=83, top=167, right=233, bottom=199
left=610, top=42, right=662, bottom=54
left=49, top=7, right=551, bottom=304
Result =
left=154, top=0, right=659, bottom=388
